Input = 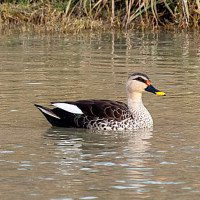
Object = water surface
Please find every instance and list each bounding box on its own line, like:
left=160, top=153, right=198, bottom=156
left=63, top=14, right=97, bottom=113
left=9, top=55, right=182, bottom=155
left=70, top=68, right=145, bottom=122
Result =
left=0, top=32, right=200, bottom=200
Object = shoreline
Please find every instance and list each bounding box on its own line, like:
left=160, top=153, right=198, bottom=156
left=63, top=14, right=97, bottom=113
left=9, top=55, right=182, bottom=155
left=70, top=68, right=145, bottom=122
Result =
left=0, top=1, right=200, bottom=34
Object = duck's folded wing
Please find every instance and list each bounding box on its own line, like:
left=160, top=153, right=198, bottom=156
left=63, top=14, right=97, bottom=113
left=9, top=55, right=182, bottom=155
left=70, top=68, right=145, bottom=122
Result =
left=51, top=100, right=129, bottom=122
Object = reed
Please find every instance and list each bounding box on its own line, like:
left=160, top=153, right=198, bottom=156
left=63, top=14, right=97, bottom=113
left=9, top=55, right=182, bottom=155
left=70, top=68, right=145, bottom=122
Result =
left=0, top=0, right=200, bottom=33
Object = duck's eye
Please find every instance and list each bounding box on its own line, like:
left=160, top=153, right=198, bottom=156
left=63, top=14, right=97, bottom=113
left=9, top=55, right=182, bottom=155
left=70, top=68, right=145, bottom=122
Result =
left=134, top=77, right=146, bottom=84
left=137, top=77, right=143, bottom=81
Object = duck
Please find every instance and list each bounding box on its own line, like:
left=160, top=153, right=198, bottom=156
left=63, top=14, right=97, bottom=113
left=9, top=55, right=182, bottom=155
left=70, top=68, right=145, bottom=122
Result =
left=35, top=73, right=165, bottom=131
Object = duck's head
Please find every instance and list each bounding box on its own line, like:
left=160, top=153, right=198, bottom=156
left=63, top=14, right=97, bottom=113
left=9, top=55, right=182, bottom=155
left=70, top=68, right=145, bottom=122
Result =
left=126, top=73, right=165, bottom=96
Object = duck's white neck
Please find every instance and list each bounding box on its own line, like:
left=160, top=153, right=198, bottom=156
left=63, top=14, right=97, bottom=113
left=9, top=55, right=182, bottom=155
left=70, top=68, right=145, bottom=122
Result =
left=127, top=91, right=153, bottom=128
left=127, top=92, right=144, bottom=110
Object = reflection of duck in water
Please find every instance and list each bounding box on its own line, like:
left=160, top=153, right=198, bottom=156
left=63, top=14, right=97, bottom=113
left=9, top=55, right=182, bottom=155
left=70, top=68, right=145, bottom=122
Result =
left=35, top=73, right=165, bottom=130
left=43, top=128, right=153, bottom=194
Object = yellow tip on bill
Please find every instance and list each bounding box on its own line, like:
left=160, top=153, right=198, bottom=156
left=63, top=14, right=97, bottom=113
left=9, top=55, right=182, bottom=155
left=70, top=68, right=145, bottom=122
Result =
left=155, top=91, right=166, bottom=96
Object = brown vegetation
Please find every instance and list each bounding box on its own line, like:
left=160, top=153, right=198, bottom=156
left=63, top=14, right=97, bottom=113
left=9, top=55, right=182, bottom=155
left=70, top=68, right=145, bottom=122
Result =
left=0, top=0, right=200, bottom=33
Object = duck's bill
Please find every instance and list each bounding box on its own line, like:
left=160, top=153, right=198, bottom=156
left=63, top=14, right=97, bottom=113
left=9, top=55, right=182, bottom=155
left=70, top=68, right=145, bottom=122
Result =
left=145, top=85, right=166, bottom=96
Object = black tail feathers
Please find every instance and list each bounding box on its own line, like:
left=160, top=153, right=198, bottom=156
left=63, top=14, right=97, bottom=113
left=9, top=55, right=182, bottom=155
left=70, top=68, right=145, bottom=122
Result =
left=34, top=104, right=76, bottom=127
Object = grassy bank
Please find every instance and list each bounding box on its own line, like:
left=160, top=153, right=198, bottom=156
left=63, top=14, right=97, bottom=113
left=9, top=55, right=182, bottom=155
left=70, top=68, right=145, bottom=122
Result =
left=0, top=0, right=200, bottom=33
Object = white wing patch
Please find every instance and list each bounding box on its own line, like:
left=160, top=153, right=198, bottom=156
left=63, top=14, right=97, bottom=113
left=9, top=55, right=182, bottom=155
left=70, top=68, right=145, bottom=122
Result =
left=37, top=106, right=61, bottom=119
left=52, top=103, right=83, bottom=114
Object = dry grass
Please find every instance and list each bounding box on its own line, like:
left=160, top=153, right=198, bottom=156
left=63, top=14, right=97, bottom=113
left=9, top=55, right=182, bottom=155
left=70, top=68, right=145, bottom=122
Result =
left=0, top=0, right=200, bottom=34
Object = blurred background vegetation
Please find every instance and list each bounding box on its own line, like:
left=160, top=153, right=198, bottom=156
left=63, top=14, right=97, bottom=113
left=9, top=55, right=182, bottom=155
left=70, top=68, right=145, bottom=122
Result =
left=0, top=0, right=200, bottom=33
